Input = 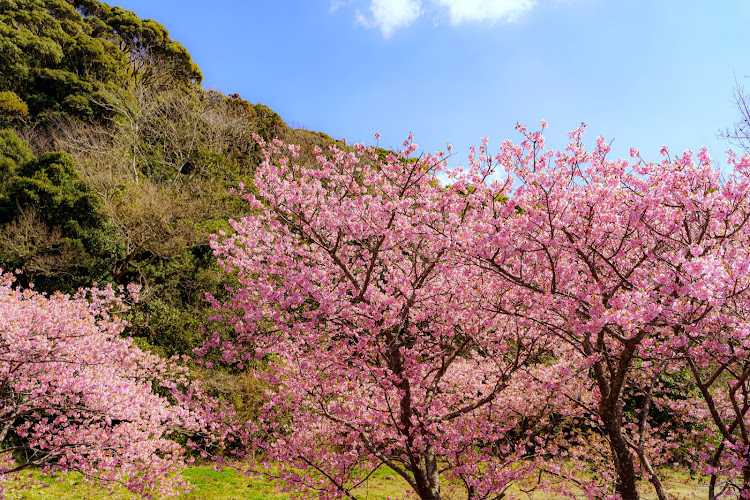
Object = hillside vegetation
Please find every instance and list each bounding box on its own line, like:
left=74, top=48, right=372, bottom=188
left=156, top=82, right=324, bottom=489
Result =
left=0, top=0, right=339, bottom=362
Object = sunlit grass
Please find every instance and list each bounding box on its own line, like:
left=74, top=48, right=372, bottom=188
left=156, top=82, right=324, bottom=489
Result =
left=5, top=465, right=286, bottom=500
left=3, top=464, right=414, bottom=500
left=4, top=464, right=709, bottom=499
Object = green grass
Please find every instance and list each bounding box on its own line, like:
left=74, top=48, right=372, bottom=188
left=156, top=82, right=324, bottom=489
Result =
left=4, top=465, right=710, bottom=500
left=3, top=465, right=414, bottom=500
left=4, top=466, right=287, bottom=500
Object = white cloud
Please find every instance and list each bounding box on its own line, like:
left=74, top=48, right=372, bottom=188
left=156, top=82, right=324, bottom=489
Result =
left=358, top=0, right=423, bottom=38
left=347, top=0, right=538, bottom=38
left=434, top=0, right=536, bottom=24
left=330, top=0, right=346, bottom=12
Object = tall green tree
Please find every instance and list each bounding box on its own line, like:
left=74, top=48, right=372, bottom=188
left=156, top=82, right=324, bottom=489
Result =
left=0, top=130, right=122, bottom=292
left=0, top=0, right=200, bottom=120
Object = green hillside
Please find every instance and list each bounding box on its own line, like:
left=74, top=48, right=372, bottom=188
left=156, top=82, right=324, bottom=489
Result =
left=0, top=0, right=342, bottom=363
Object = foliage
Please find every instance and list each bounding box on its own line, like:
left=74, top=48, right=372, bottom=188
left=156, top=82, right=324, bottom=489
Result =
left=124, top=246, right=229, bottom=357
left=41, top=70, right=334, bottom=358
left=0, top=92, right=28, bottom=123
left=0, top=135, right=122, bottom=293
left=0, top=129, right=32, bottom=183
left=0, top=0, right=200, bottom=121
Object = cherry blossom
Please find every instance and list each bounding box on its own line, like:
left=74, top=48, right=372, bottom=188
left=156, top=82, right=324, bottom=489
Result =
left=205, top=135, right=559, bottom=500
left=0, top=272, right=222, bottom=498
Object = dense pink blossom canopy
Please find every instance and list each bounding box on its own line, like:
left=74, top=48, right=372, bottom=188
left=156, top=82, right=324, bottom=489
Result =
left=206, top=125, right=750, bottom=500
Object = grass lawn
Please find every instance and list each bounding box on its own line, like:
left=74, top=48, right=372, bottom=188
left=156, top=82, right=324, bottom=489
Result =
left=4, top=465, right=710, bottom=499
left=3, top=465, right=413, bottom=500
left=5, top=466, right=282, bottom=500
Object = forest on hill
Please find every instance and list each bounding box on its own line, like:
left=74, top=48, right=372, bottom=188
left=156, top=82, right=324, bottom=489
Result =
left=0, top=0, right=340, bottom=361
left=5, top=2, right=750, bottom=500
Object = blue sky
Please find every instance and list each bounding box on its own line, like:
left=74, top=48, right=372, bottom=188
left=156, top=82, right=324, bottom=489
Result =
left=114, top=0, right=749, bottom=166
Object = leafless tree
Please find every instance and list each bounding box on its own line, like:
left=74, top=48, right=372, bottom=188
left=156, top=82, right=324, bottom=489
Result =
left=720, top=76, right=750, bottom=154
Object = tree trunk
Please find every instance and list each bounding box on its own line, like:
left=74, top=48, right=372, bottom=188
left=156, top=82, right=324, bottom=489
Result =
left=600, top=402, right=640, bottom=500
left=387, top=328, right=442, bottom=500
left=410, top=450, right=442, bottom=500
left=424, top=445, right=441, bottom=500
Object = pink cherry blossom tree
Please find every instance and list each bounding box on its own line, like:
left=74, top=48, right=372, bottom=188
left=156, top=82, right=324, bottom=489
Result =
left=203, top=135, right=560, bottom=500
left=655, top=147, right=750, bottom=499
left=0, top=271, right=219, bottom=498
left=209, top=124, right=750, bottom=499
left=462, top=123, right=750, bottom=499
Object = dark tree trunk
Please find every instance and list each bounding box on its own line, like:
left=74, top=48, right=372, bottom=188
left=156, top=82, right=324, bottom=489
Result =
left=600, top=401, right=640, bottom=500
